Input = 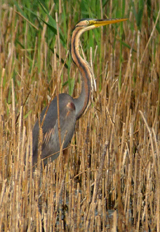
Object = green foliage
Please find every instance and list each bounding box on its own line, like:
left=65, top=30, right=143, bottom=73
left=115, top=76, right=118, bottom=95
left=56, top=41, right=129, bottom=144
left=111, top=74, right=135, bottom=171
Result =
left=6, top=0, right=160, bottom=95
left=131, top=0, right=145, bottom=30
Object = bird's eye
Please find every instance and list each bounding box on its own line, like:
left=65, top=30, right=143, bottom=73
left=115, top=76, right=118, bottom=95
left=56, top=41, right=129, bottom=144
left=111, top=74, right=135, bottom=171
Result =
left=86, top=20, right=90, bottom=25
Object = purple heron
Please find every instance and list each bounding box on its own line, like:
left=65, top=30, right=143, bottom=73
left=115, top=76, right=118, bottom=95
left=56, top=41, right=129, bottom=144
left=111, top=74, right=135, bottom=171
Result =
left=32, top=18, right=127, bottom=165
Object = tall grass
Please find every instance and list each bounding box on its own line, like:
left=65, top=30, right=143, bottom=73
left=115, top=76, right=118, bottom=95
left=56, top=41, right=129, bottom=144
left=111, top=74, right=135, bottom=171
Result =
left=0, top=0, right=160, bottom=231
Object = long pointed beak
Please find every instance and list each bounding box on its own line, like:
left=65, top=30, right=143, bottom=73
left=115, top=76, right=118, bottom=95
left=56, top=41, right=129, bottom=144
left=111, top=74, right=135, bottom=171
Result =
left=91, top=18, right=128, bottom=27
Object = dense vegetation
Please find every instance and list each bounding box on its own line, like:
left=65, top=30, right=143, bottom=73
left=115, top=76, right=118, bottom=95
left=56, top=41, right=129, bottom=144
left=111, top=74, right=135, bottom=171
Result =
left=0, top=0, right=160, bottom=231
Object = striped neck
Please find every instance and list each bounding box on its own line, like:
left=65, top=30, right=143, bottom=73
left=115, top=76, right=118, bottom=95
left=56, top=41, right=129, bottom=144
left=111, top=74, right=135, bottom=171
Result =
left=71, top=26, right=93, bottom=119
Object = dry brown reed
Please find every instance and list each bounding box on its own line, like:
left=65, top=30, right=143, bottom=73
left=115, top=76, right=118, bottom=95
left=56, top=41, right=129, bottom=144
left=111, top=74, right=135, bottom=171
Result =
left=0, top=3, right=160, bottom=232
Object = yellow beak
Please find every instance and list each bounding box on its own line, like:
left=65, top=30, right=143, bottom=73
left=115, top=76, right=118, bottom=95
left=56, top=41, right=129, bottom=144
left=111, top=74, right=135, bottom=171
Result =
left=91, top=18, right=128, bottom=27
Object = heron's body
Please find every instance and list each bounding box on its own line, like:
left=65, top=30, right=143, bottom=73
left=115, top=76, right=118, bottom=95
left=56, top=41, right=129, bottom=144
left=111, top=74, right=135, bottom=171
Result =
left=33, top=94, right=76, bottom=165
left=32, top=18, right=127, bottom=165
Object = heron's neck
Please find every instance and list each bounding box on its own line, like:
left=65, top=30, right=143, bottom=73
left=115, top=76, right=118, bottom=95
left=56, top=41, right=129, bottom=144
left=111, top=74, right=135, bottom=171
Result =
left=71, top=27, right=93, bottom=119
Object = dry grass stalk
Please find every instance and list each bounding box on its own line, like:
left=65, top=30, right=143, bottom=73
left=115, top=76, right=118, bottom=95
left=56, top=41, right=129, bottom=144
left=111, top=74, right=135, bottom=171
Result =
left=0, top=3, right=160, bottom=232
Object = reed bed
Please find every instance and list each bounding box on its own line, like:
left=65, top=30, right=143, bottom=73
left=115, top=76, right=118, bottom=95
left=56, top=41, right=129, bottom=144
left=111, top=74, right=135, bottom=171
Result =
left=0, top=1, right=160, bottom=231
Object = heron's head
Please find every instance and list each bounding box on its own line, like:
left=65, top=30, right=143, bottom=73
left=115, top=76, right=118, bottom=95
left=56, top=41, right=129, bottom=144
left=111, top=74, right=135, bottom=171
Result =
left=75, top=18, right=127, bottom=31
